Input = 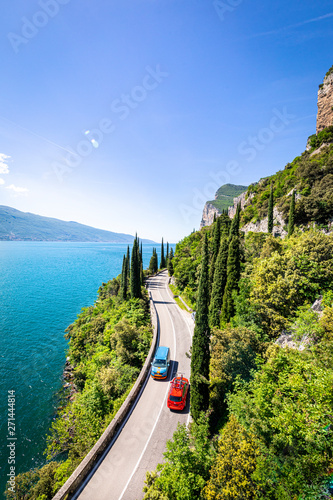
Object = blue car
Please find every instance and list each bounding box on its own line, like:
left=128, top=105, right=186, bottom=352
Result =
left=151, top=346, right=170, bottom=379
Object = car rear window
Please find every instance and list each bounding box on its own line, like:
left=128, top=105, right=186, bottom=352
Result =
left=169, top=395, right=182, bottom=402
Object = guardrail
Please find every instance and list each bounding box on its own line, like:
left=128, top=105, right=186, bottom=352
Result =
left=52, top=284, right=159, bottom=500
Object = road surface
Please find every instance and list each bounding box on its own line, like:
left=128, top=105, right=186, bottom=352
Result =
left=75, top=271, right=193, bottom=500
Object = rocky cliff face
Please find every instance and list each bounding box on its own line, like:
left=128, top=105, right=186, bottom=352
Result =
left=317, top=69, right=333, bottom=134
left=242, top=206, right=287, bottom=237
left=200, top=203, right=220, bottom=228
left=228, top=191, right=249, bottom=218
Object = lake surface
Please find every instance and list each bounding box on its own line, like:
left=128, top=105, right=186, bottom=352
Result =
left=0, top=241, right=168, bottom=497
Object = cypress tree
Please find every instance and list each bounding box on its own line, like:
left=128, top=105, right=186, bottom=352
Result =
left=221, top=235, right=241, bottom=323
left=120, top=255, right=127, bottom=300
left=166, top=242, right=169, bottom=262
left=268, top=184, right=274, bottom=234
left=190, top=233, right=210, bottom=422
left=167, top=247, right=174, bottom=276
left=130, top=238, right=141, bottom=299
left=229, top=203, right=241, bottom=237
left=209, top=237, right=229, bottom=327
left=209, top=216, right=222, bottom=289
left=220, top=212, right=231, bottom=236
left=149, top=248, right=158, bottom=274
left=160, top=238, right=166, bottom=269
left=126, top=245, right=130, bottom=281
left=137, top=240, right=144, bottom=286
left=288, top=190, right=295, bottom=237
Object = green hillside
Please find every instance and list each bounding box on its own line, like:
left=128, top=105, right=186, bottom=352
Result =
left=241, top=128, right=333, bottom=228
left=145, top=211, right=333, bottom=500
left=143, top=129, right=333, bottom=500
left=207, top=183, right=248, bottom=213
left=0, top=206, right=154, bottom=243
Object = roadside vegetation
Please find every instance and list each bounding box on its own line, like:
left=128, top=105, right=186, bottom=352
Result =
left=5, top=236, right=173, bottom=500
left=144, top=162, right=333, bottom=499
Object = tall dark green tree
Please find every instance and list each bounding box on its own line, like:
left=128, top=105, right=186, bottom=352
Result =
left=190, top=233, right=211, bottom=422
left=130, top=238, right=141, bottom=299
left=288, top=190, right=296, bottom=237
left=166, top=242, right=169, bottom=262
left=221, top=235, right=241, bottom=323
left=120, top=255, right=127, bottom=300
left=209, top=237, right=229, bottom=327
left=167, top=247, right=174, bottom=276
left=138, top=240, right=144, bottom=286
left=160, top=238, right=166, bottom=269
left=120, top=247, right=130, bottom=300
left=149, top=248, right=158, bottom=274
left=126, top=245, right=130, bottom=282
left=209, top=216, right=222, bottom=290
left=268, top=184, right=274, bottom=234
left=229, top=203, right=241, bottom=237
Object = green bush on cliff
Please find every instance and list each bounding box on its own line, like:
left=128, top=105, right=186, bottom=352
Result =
left=7, top=278, right=152, bottom=500
left=240, top=142, right=333, bottom=228
left=147, top=221, right=333, bottom=499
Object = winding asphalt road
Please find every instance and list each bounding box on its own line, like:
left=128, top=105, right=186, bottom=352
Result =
left=75, top=271, right=193, bottom=500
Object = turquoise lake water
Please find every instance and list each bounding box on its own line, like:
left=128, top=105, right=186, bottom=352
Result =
left=0, top=241, right=167, bottom=497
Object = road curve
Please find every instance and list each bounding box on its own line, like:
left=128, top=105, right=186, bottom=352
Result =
left=75, top=271, right=193, bottom=500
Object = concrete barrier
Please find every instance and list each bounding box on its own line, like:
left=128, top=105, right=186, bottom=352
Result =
left=52, top=287, right=159, bottom=500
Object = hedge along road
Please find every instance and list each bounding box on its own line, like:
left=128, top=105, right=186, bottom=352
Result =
left=75, top=270, right=193, bottom=500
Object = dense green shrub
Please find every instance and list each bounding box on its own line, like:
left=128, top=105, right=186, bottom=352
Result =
left=8, top=280, right=152, bottom=499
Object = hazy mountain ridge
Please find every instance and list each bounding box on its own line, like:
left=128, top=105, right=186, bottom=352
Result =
left=0, top=206, right=154, bottom=243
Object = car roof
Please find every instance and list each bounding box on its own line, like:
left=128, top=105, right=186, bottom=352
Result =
left=155, top=345, right=169, bottom=357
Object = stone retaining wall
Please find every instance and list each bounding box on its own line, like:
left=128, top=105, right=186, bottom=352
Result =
left=52, top=286, right=159, bottom=500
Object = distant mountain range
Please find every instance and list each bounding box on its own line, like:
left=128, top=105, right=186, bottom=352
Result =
left=0, top=206, right=155, bottom=243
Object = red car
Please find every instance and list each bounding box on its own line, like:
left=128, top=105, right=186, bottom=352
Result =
left=167, top=375, right=189, bottom=411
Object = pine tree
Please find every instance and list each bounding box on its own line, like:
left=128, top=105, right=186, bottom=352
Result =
left=268, top=184, right=274, bottom=234
left=167, top=247, right=174, bottom=276
left=190, top=233, right=210, bottom=421
left=209, top=237, right=229, bottom=327
left=221, top=235, right=241, bottom=323
left=160, top=238, right=166, bottom=269
left=288, top=190, right=295, bottom=237
left=130, top=238, right=141, bottom=299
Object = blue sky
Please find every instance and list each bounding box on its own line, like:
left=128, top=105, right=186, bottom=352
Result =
left=0, top=0, right=332, bottom=242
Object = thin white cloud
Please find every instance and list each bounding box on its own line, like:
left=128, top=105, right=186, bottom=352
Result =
left=0, top=178, right=5, bottom=185
left=6, top=184, right=28, bottom=194
left=246, top=12, right=333, bottom=39
left=0, top=153, right=11, bottom=174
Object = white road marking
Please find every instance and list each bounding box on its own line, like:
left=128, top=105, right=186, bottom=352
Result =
left=118, top=275, right=177, bottom=500
left=164, top=277, right=193, bottom=428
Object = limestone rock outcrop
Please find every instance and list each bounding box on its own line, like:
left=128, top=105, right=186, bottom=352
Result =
left=316, top=68, right=333, bottom=134
left=200, top=203, right=220, bottom=228
left=242, top=206, right=287, bottom=238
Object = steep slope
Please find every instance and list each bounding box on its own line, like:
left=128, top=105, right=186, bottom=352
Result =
left=0, top=206, right=154, bottom=243
left=240, top=139, right=333, bottom=235
left=200, top=184, right=248, bottom=227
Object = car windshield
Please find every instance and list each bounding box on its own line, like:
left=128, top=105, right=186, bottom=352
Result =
left=154, top=359, right=166, bottom=367
left=169, top=395, right=182, bottom=402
